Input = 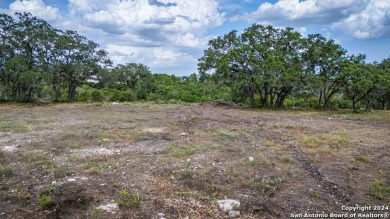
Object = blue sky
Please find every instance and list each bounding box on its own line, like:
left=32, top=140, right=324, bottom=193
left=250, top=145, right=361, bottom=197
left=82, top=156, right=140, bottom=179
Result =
left=1, top=0, right=389, bottom=76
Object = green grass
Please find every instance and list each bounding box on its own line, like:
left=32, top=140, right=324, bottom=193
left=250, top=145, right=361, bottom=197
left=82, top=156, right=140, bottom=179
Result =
left=0, top=166, right=14, bottom=177
left=164, top=143, right=204, bottom=158
left=22, top=152, right=58, bottom=175
left=115, top=188, right=143, bottom=208
left=357, top=154, right=372, bottom=163
left=368, top=180, right=390, bottom=200
left=219, top=129, right=240, bottom=138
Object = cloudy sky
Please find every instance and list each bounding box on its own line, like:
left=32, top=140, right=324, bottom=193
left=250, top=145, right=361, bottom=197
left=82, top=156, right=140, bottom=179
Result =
left=1, top=0, right=390, bottom=76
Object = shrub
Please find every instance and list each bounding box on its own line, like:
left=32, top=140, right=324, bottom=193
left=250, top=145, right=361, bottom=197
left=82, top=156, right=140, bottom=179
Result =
left=91, top=90, right=104, bottom=102
left=115, top=188, right=143, bottom=208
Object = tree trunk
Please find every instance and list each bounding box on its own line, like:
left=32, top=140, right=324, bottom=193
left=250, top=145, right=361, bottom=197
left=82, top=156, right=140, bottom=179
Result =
left=68, top=83, right=77, bottom=102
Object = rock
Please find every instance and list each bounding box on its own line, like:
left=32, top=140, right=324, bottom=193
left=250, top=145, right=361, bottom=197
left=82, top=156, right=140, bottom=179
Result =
left=248, top=157, right=254, bottom=162
left=217, top=199, right=240, bottom=212
left=96, top=203, right=119, bottom=214
left=228, top=211, right=240, bottom=218
left=157, top=213, right=166, bottom=219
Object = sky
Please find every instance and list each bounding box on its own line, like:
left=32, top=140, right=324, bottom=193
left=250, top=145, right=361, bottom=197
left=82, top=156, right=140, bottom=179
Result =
left=1, top=0, right=390, bottom=76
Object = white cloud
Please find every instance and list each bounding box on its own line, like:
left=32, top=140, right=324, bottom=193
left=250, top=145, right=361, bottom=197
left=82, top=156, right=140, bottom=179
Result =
left=241, top=0, right=390, bottom=40
left=332, top=0, right=390, bottom=40
left=106, top=44, right=196, bottom=75
left=67, top=0, right=224, bottom=46
left=9, top=0, right=60, bottom=21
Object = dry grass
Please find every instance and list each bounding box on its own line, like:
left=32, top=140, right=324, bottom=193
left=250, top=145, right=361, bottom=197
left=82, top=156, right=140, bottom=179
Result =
left=0, top=103, right=389, bottom=218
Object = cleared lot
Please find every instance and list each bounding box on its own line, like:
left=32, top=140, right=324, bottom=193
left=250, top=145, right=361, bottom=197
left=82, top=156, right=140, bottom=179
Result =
left=0, top=103, right=389, bottom=218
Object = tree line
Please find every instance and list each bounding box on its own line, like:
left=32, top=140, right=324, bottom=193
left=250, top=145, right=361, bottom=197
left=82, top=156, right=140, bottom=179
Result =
left=1, top=13, right=390, bottom=111
left=198, top=24, right=390, bottom=111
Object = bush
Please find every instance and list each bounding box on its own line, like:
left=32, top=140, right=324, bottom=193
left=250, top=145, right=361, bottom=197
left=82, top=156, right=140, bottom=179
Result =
left=284, top=99, right=293, bottom=108
left=91, top=90, right=104, bottom=102
left=306, top=97, right=320, bottom=109
left=39, top=195, right=56, bottom=210
left=115, top=188, right=143, bottom=208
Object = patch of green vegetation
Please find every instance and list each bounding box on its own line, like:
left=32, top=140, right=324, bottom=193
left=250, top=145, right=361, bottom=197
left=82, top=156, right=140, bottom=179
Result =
left=22, top=152, right=58, bottom=175
left=0, top=166, right=14, bottom=177
left=246, top=155, right=271, bottom=167
left=219, top=129, right=240, bottom=138
left=0, top=151, right=8, bottom=165
left=310, top=192, right=320, bottom=199
left=263, top=139, right=276, bottom=147
left=251, top=176, right=287, bottom=193
left=17, top=187, right=32, bottom=206
left=357, top=154, right=371, bottom=163
left=0, top=120, right=29, bottom=132
left=39, top=195, right=57, bottom=210
left=84, top=161, right=109, bottom=175
left=300, top=130, right=348, bottom=149
left=164, top=143, right=204, bottom=158
left=68, top=152, right=83, bottom=161
left=368, top=180, right=390, bottom=200
left=98, top=130, right=157, bottom=143
left=115, top=188, right=143, bottom=208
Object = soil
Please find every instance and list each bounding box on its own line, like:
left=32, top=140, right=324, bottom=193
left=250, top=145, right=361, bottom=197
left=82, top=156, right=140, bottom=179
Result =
left=0, top=102, right=389, bottom=219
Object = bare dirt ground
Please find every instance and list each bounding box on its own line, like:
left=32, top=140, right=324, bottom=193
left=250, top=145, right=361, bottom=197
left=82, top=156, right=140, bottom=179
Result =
left=0, top=102, right=389, bottom=219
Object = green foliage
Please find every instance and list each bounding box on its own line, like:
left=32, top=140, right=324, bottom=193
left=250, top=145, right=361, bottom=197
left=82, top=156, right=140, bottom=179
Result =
left=251, top=176, right=286, bottom=193
left=91, top=90, right=104, bottom=102
left=0, top=12, right=389, bottom=110
left=39, top=195, right=56, bottom=210
left=115, top=188, right=143, bottom=208
left=368, top=180, right=390, bottom=200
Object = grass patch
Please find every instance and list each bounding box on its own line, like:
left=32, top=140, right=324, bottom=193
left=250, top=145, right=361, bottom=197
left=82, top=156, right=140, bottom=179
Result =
left=164, top=143, right=204, bottom=158
left=0, top=166, right=14, bottom=177
left=300, top=130, right=348, bottom=150
left=251, top=176, right=287, bottom=193
left=219, top=129, right=240, bottom=138
left=115, top=188, right=143, bottom=208
left=368, top=180, right=390, bottom=200
left=0, top=120, right=29, bottom=132
left=0, top=151, right=9, bottom=165
left=310, top=192, right=320, bottom=199
left=98, top=130, right=157, bottom=143
left=357, top=154, right=371, bottom=163
left=263, top=139, right=276, bottom=147
left=22, top=152, right=58, bottom=175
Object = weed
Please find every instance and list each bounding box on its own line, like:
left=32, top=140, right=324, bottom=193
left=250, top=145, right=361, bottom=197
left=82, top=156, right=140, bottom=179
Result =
left=17, top=187, right=32, bottom=206
left=251, top=176, right=287, bottom=193
left=219, top=129, right=240, bottom=138
left=164, top=143, right=203, bottom=158
left=0, top=166, right=14, bottom=177
left=22, top=152, right=58, bottom=175
left=302, top=136, right=321, bottom=147
left=115, top=188, right=143, bottom=208
left=357, top=154, right=371, bottom=163
left=310, top=192, right=320, bottom=199
left=0, top=151, right=8, bottom=165
left=69, top=153, right=83, bottom=161
left=368, top=180, right=390, bottom=200
left=263, top=139, right=276, bottom=147
left=39, top=195, right=57, bottom=210
left=0, top=120, right=29, bottom=132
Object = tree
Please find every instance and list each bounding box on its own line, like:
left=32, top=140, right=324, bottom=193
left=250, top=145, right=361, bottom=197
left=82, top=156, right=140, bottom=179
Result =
left=302, top=34, right=349, bottom=109
left=344, top=55, right=375, bottom=112
left=54, top=30, right=111, bottom=101
left=198, top=24, right=302, bottom=107
left=111, top=63, right=155, bottom=100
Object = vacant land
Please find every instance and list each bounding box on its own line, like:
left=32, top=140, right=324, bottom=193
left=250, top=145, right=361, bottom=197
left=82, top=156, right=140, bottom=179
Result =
left=0, top=103, right=389, bottom=219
